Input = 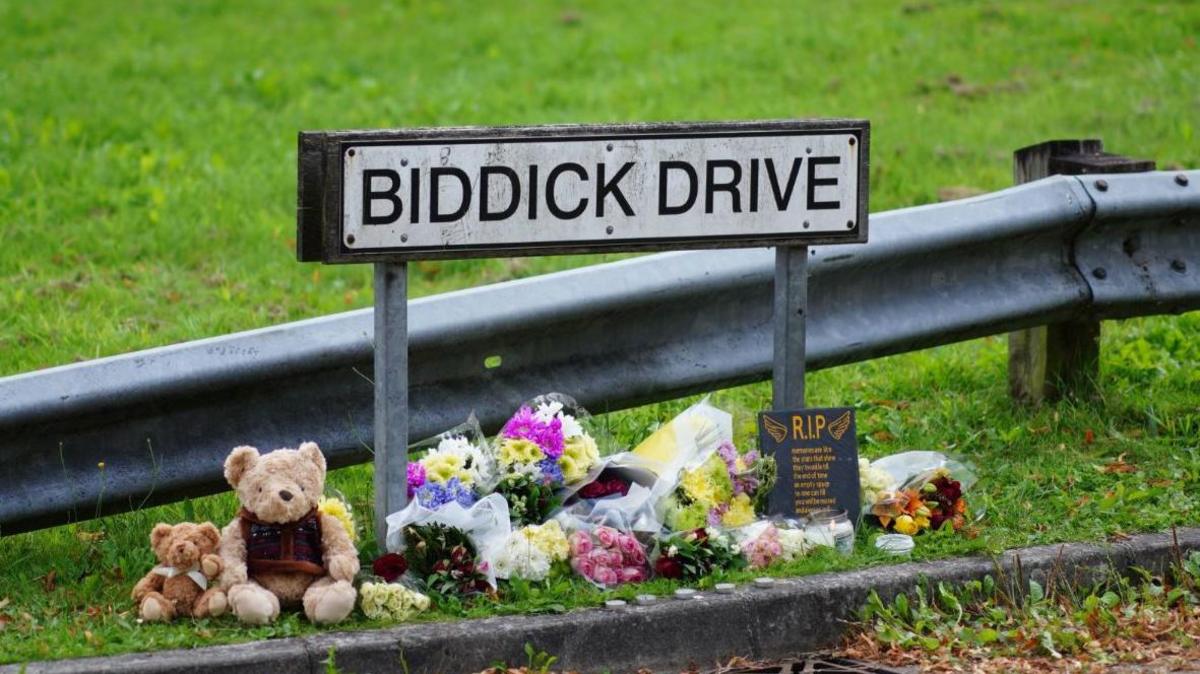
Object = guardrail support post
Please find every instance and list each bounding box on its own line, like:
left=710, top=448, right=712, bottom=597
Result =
left=773, top=245, right=808, bottom=409
left=1008, top=140, right=1155, bottom=404
left=373, top=262, right=409, bottom=550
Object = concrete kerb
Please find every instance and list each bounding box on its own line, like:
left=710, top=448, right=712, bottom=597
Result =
left=9, top=528, right=1200, bottom=674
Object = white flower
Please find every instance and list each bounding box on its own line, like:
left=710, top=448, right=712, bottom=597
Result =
left=359, top=581, right=430, bottom=622
left=859, top=458, right=893, bottom=507
left=778, top=528, right=811, bottom=561
left=667, top=545, right=679, bottom=557
left=431, top=434, right=497, bottom=489
left=558, top=413, right=584, bottom=439
left=534, top=401, right=564, bottom=423
left=494, top=530, right=553, bottom=581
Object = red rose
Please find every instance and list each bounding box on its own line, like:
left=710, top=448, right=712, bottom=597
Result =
left=692, top=527, right=709, bottom=542
left=372, top=553, right=408, bottom=582
left=655, top=555, right=683, bottom=579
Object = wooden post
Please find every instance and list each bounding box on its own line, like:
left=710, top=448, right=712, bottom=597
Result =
left=1008, top=140, right=1155, bottom=404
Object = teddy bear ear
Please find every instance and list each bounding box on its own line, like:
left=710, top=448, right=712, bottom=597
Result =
left=224, top=445, right=260, bottom=488
left=150, top=523, right=174, bottom=551
left=198, top=522, right=221, bottom=549
left=298, top=441, right=326, bottom=474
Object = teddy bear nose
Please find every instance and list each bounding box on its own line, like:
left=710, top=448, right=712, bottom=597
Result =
left=279, top=489, right=294, bottom=501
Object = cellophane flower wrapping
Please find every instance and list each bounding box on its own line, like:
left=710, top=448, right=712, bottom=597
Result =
left=399, top=522, right=492, bottom=597
left=384, top=493, right=511, bottom=589
left=730, top=519, right=811, bottom=569
left=864, top=451, right=977, bottom=535
left=652, top=526, right=746, bottom=581
left=407, top=415, right=497, bottom=510
left=558, top=511, right=651, bottom=588
left=492, top=520, right=571, bottom=582
left=556, top=453, right=665, bottom=534
left=359, top=580, right=430, bottom=622
left=492, top=393, right=604, bottom=525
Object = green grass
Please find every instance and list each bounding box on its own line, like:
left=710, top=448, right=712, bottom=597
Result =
left=1, top=0, right=1198, bottom=665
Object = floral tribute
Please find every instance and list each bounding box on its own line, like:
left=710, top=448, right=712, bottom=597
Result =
left=664, top=440, right=773, bottom=530
left=317, top=493, right=357, bottom=543
left=871, top=467, right=968, bottom=536
left=407, top=432, right=495, bottom=510
left=654, top=526, right=746, bottom=581
left=494, top=399, right=600, bottom=525
left=493, top=520, right=571, bottom=582
left=567, top=526, right=649, bottom=587
left=400, top=523, right=492, bottom=597
left=359, top=580, right=430, bottom=622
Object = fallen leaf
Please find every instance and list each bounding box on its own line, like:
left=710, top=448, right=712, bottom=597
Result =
left=76, top=530, right=105, bottom=543
left=1084, top=428, right=1095, bottom=445
left=872, top=430, right=896, bottom=442
left=1102, top=453, right=1138, bottom=474
left=40, top=570, right=56, bottom=593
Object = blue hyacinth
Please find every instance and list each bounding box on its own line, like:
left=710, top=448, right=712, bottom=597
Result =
left=536, top=457, right=564, bottom=487
left=415, top=477, right=477, bottom=509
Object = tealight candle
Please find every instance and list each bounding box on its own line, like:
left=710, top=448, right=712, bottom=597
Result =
left=805, top=509, right=855, bottom=555
left=634, top=594, right=657, bottom=606
left=753, top=577, right=775, bottom=588
left=604, top=599, right=627, bottom=609
left=674, top=588, right=697, bottom=600
left=714, top=582, right=736, bottom=594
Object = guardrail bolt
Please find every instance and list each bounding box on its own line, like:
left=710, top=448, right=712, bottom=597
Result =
left=1176, top=174, right=1190, bottom=186
left=1171, top=259, right=1187, bottom=273
left=1095, top=179, right=1109, bottom=191
left=1092, top=267, right=1107, bottom=280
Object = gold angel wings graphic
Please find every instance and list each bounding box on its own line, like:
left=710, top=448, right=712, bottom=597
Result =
left=762, top=415, right=788, bottom=443
left=828, top=410, right=852, bottom=440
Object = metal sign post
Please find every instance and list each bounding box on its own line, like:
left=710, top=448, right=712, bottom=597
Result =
left=297, top=119, right=869, bottom=547
left=372, top=262, right=409, bottom=548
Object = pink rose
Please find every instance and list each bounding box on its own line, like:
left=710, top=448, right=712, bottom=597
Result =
left=594, top=526, right=618, bottom=548
left=617, top=534, right=640, bottom=557
left=594, top=566, right=619, bottom=586
left=585, top=548, right=610, bottom=564
left=570, top=532, right=593, bottom=557
left=620, top=566, right=646, bottom=583
left=574, top=558, right=596, bottom=579
left=628, top=546, right=647, bottom=565
left=608, top=550, right=624, bottom=567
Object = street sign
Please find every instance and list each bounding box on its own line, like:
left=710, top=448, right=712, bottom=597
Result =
left=295, top=119, right=870, bottom=546
left=298, top=120, right=869, bottom=262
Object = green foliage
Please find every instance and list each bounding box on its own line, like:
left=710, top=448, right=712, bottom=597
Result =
left=859, top=551, right=1200, bottom=664
left=496, top=475, right=562, bottom=527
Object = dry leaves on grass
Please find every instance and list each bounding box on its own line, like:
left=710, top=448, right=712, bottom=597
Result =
left=1100, top=454, right=1139, bottom=474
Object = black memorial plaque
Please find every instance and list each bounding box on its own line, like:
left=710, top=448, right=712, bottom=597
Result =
left=760, top=407, right=861, bottom=522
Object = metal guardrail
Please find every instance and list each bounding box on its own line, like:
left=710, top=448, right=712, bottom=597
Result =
left=1, top=170, right=1196, bottom=535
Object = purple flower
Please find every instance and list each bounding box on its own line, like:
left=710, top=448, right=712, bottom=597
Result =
left=415, top=477, right=476, bottom=509
left=502, top=406, right=540, bottom=440
left=535, top=416, right=564, bottom=459
left=407, top=462, right=427, bottom=498
left=707, top=504, right=728, bottom=527
left=537, top=457, right=565, bottom=487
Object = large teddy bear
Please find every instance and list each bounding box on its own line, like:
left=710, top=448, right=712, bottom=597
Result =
left=218, top=441, right=359, bottom=624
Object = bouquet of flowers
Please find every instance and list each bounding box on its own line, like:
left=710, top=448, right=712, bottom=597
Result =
left=493, top=520, right=571, bottom=582
left=733, top=520, right=811, bottom=569
left=493, top=394, right=602, bottom=525
left=407, top=417, right=497, bottom=511
left=400, top=523, right=492, bottom=597
left=359, top=580, right=430, bottom=622
left=383, top=493, right=512, bottom=591
left=653, top=526, right=746, bottom=581
left=317, top=490, right=357, bottom=543
left=567, top=525, right=650, bottom=587
left=863, top=451, right=975, bottom=536
left=663, top=440, right=774, bottom=531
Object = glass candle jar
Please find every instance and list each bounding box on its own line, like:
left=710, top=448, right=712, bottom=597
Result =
left=805, top=509, right=854, bottom=555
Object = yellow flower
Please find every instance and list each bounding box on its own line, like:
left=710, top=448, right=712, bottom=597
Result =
left=317, top=496, right=357, bottom=543
left=420, top=452, right=471, bottom=484
left=721, top=493, right=756, bottom=527
left=680, top=467, right=719, bottom=508
left=893, top=515, right=919, bottom=536
left=497, top=438, right=543, bottom=466
left=521, top=520, right=570, bottom=561
left=559, top=435, right=599, bottom=482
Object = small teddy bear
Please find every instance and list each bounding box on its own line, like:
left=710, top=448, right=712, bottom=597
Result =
left=218, top=441, right=359, bottom=625
left=131, top=522, right=228, bottom=621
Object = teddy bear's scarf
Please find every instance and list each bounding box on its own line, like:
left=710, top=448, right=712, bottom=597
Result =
left=151, top=564, right=208, bottom=590
left=239, top=507, right=325, bottom=576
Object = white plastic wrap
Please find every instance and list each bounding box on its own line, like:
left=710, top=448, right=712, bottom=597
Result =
left=384, top=493, right=512, bottom=588
left=556, top=452, right=665, bottom=533
left=870, top=450, right=978, bottom=492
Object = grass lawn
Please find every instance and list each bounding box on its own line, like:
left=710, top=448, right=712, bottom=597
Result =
left=1, top=0, right=1198, bottom=665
